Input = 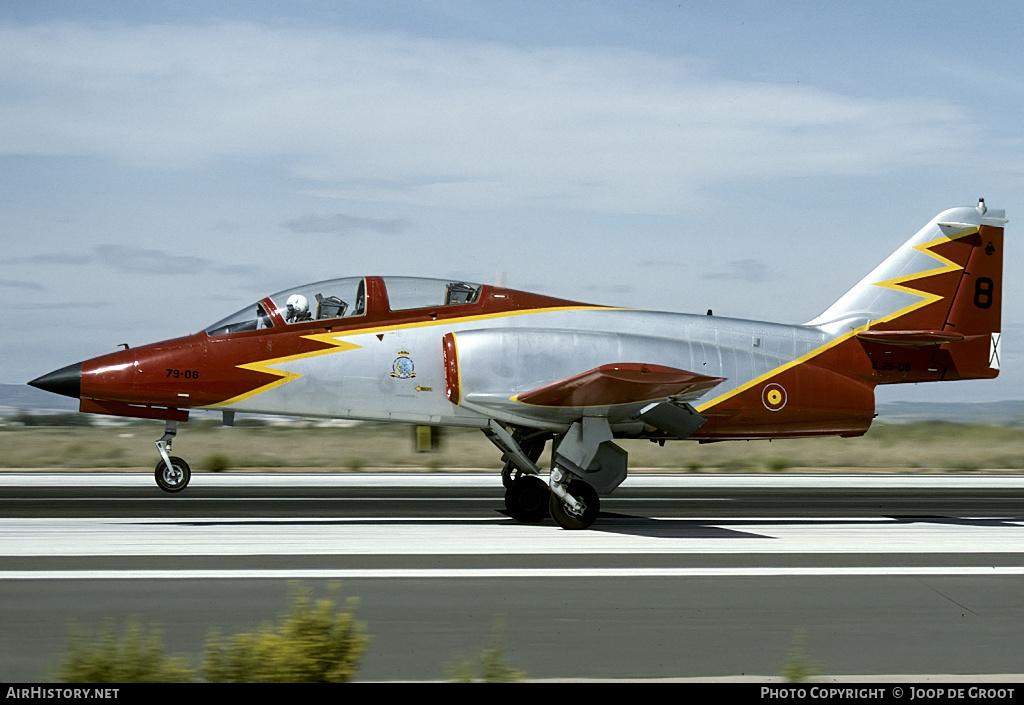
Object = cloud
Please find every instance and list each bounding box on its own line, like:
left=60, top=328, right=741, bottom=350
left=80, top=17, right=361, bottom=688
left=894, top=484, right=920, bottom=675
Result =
left=0, top=22, right=977, bottom=214
left=701, top=258, right=770, bottom=283
left=281, top=213, right=408, bottom=236
left=93, top=245, right=212, bottom=275
left=3, top=253, right=89, bottom=266
left=1, top=278, right=46, bottom=291
left=4, top=247, right=213, bottom=276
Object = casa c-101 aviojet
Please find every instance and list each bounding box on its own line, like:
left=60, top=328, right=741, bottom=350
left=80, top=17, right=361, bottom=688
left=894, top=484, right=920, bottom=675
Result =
left=29, top=200, right=1006, bottom=528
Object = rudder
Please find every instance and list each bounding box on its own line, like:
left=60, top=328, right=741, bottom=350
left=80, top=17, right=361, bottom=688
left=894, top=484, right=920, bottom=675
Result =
left=935, top=218, right=1003, bottom=379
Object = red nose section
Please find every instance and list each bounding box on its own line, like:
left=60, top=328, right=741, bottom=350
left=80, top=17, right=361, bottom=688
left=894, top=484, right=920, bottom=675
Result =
left=29, top=340, right=204, bottom=422
left=29, top=333, right=212, bottom=422
left=79, top=334, right=209, bottom=407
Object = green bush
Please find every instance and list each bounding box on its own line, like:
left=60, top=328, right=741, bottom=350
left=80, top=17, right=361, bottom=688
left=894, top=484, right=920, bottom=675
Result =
left=781, top=630, right=822, bottom=683
left=202, top=583, right=368, bottom=683
left=53, top=619, right=194, bottom=683
left=54, top=583, right=368, bottom=683
left=446, top=618, right=525, bottom=683
left=202, top=453, right=232, bottom=472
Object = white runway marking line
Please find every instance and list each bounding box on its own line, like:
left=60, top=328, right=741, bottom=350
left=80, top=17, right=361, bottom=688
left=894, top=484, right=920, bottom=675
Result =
left=4, top=567, right=1024, bottom=580
left=2, top=517, right=1022, bottom=557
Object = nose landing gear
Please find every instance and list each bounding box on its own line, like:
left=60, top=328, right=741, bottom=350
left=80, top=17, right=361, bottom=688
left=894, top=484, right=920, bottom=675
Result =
left=154, top=421, right=191, bottom=492
left=155, top=456, right=191, bottom=493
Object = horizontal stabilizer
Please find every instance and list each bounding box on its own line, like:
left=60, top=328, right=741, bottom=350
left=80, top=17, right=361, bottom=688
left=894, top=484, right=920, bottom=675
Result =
left=515, top=363, right=725, bottom=408
left=856, top=330, right=966, bottom=346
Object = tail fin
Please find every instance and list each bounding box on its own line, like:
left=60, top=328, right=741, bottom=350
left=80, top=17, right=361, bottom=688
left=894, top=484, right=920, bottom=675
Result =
left=806, top=200, right=1006, bottom=383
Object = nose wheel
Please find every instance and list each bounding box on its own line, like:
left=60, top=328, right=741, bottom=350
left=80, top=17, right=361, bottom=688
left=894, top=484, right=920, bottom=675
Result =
left=155, top=456, right=191, bottom=493
left=154, top=420, right=191, bottom=492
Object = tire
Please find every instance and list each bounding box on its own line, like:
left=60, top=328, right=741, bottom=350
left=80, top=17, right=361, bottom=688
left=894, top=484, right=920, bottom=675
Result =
left=548, top=479, right=599, bottom=530
left=504, top=475, right=550, bottom=523
left=155, top=456, right=191, bottom=493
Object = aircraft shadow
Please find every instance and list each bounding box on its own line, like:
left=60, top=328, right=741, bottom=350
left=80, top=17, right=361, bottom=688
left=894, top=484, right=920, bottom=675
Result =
left=157, top=514, right=770, bottom=539
left=586, top=512, right=773, bottom=539
left=494, top=511, right=775, bottom=539
left=583, top=512, right=1024, bottom=539
left=149, top=513, right=1021, bottom=541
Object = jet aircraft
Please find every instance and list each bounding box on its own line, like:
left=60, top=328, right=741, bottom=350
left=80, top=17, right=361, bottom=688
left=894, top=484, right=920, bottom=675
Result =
left=29, top=201, right=1006, bottom=528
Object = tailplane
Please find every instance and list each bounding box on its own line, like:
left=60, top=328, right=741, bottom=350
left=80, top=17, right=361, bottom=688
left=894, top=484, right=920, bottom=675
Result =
left=806, top=200, right=1006, bottom=383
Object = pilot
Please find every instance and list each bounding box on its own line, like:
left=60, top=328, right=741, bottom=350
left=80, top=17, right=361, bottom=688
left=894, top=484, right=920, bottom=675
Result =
left=284, top=294, right=312, bottom=323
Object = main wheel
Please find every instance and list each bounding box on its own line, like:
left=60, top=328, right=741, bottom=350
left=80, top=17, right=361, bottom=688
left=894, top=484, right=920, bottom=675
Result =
left=155, top=456, right=191, bottom=493
left=548, top=479, right=599, bottom=530
left=504, top=475, right=550, bottom=523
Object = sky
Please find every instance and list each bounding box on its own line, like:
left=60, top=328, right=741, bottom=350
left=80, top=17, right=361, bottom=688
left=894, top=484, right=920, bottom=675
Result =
left=2, top=1, right=1023, bottom=405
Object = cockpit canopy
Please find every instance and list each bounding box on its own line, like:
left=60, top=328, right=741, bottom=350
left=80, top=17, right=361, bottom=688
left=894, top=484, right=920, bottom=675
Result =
left=204, top=276, right=482, bottom=336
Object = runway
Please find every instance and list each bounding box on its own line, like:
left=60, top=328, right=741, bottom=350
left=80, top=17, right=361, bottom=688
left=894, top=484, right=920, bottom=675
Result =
left=2, top=473, right=1023, bottom=682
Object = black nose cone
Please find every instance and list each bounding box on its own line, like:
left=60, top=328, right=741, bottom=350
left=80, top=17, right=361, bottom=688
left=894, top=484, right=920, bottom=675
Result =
left=28, top=363, right=82, bottom=399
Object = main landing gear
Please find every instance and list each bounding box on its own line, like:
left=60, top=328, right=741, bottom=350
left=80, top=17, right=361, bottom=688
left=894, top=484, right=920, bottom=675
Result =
left=154, top=420, right=191, bottom=493
left=486, top=419, right=624, bottom=530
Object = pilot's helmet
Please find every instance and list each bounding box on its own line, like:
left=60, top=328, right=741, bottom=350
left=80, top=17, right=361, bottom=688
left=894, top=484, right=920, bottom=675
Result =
left=285, top=294, right=308, bottom=320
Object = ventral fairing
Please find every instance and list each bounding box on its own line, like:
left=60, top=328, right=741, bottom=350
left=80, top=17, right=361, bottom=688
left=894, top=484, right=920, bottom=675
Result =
left=30, top=201, right=1006, bottom=528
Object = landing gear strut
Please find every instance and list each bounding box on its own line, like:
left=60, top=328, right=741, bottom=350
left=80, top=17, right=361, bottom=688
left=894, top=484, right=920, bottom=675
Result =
left=154, top=420, right=191, bottom=493
left=548, top=476, right=599, bottom=530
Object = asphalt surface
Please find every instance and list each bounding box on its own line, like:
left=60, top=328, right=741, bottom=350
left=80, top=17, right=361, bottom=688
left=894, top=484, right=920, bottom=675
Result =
left=2, top=472, right=1023, bottom=682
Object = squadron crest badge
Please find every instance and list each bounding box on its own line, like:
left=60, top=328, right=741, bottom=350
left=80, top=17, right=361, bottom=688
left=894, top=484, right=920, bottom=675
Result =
left=391, top=350, right=416, bottom=379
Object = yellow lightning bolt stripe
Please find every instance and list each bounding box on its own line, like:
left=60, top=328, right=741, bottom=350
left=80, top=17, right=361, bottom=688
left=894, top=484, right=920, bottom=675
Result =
left=205, top=305, right=612, bottom=407
left=865, top=227, right=977, bottom=327
left=205, top=336, right=362, bottom=407
left=696, top=226, right=978, bottom=413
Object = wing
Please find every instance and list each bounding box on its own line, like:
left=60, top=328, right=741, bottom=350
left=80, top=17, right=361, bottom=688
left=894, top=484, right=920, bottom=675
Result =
left=514, top=363, right=724, bottom=407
